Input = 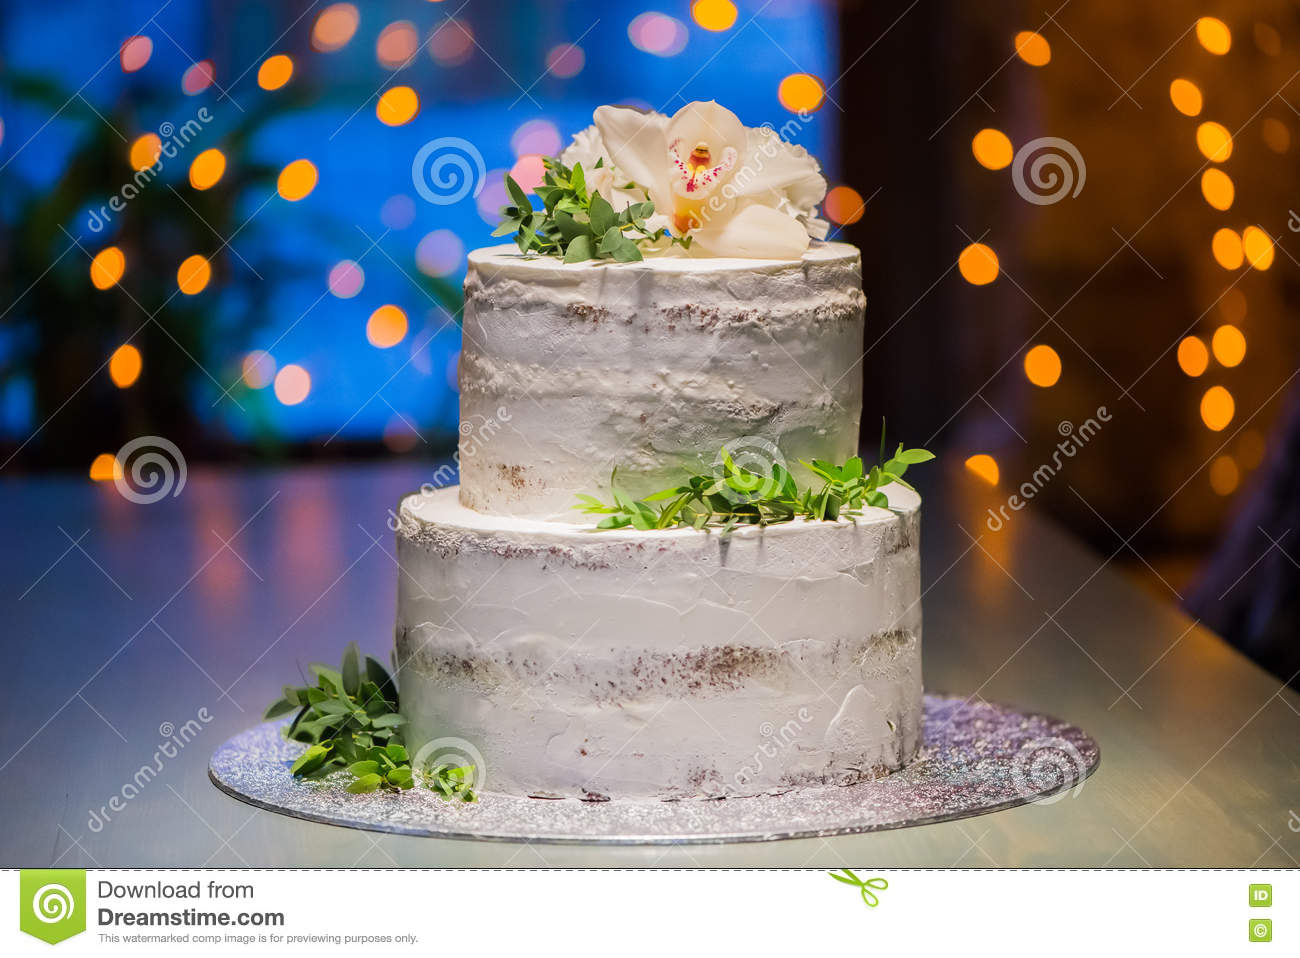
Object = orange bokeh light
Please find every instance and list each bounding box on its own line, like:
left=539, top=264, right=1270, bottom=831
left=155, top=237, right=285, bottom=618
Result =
left=90, top=247, right=125, bottom=290
left=258, top=54, right=294, bottom=90
left=1211, top=228, right=1243, bottom=269
left=958, top=243, right=999, bottom=285
left=1200, top=168, right=1233, bottom=210
left=367, top=305, right=409, bottom=349
left=177, top=254, right=212, bottom=295
left=1014, top=31, right=1051, bottom=66
left=964, top=454, right=1000, bottom=486
left=109, top=344, right=142, bottom=388
left=1200, top=385, right=1235, bottom=431
left=90, top=453, right=122, bottom=482
left=1177, top=336, right=1209, bottom=377
left=972, top=128, right=1013, bottom=170
left=277, top=159, right=319, bottom=201
left=129, top=133, right=162, bottom=171
left=376, top=86, right=419, bottom=126
left=823, top=185, right=866, bottom=225
left=1169, top=78, right=1202, bottom=116
left=1211, top=325, right=1246, bottom=367
left=1195, top=17, right=1231, bottom=55
left=189, top=148, right=226, bottom=190
left=778, top=73, right=825, bottom=113
left=1242, top=226, right=1274, bottom=270
left=692, top=0, right=738, bottom=31
left=1196, top=121, right=1233, bottom=162
left=1024, top=344, right=1062, bottom=387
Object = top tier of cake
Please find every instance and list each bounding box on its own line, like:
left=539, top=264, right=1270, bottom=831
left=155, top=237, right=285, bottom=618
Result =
left=457, top=241, right=866, bottom=520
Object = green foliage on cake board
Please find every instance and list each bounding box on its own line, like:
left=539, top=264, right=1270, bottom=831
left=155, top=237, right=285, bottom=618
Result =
left=265, top=642, right=476, bottom=802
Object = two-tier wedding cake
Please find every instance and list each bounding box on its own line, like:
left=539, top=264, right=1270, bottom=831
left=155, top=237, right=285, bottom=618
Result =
left=392, top=101, right=924, bottom=801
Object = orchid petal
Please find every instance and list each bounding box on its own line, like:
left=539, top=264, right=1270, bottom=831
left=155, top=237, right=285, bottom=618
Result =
left=666, top=101, right=746, bottom=163
left=688, top=203, right=811, bottom=260
left=730, top=127, right=828, bottom=211
left=593, top=105, right=670, bottom=205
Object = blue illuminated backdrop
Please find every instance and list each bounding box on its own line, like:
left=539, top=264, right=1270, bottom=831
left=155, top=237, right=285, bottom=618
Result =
left=0, top=0, right=842, bottom=457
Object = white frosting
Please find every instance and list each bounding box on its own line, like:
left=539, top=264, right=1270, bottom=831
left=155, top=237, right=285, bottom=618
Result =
left=395, top=486, right=922, bottom=800
left=458, top=242, right=865, bottom=520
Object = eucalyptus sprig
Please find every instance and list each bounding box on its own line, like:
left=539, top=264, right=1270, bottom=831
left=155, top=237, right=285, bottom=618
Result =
left=264, top=643, right=477, bottom=801
left=575, top=427, right=934, bottom=535
left=494, top=156, right=689, bottom=263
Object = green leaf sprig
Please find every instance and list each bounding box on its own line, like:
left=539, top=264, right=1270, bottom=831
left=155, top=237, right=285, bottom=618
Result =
left=494, top=156, right=690, bottom=263
left=575, top=426, right=934, bottom=535
left=264, top=642, right=477, bottom=802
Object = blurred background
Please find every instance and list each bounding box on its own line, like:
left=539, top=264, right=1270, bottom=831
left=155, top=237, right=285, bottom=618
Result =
left=1, top=0, right=1297, bottom=683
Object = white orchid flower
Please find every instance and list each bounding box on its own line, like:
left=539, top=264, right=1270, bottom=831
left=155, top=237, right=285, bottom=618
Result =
left=582, top=100, right=829, bottom=259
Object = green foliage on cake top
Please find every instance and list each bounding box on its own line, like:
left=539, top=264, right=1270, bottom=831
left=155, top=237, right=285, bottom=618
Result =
left=575, top=431, right=935, bottom=534
left=264, top=642, right=477, bottom=802
left=494, top=157, right=690, bottom=263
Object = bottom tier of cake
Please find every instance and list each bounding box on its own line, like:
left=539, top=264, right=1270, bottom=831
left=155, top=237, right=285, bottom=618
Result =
left=393, top=486, right=923, bottom=801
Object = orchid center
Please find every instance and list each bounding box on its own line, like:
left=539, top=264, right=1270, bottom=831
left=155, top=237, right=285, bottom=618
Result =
left=668, top=136, right=738, bottom=237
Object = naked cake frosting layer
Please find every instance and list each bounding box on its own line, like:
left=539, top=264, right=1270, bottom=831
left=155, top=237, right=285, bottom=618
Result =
left=395, top=485, right=922, bottom=800
left=458, top=242, right=865, bottom=520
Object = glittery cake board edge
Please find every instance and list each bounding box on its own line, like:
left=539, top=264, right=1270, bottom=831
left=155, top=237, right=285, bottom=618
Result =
left=207, top=693, right=1100, bottom=846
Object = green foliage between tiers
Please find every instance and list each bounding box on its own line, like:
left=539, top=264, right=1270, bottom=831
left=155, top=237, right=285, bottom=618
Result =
left=264, top=642, right=476, bottom=802
left=575, top=427, right=935, bottom=534
left=493, top=156, right=690, bottom=263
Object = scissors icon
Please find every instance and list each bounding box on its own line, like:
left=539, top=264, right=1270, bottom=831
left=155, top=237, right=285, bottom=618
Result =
left=827, top=869, right=888, bottom=907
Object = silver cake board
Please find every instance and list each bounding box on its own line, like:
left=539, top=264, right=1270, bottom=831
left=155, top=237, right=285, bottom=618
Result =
left=209, top=694, right=1098, bottom=845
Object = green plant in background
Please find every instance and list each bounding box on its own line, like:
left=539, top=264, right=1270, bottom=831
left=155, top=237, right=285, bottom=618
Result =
left=0, top=70, right=462, bottom=467
left=264, top=642, right=476, bottom=801
left=576, top=427, right=934, bottom=533
left=495, top=157, right=690, bottom=263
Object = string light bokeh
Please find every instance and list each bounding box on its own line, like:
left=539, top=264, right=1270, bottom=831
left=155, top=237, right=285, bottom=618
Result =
left=0, top=0, right=850, bottom=469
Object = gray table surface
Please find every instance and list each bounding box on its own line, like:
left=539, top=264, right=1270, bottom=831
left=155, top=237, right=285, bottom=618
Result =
left=2, top=461, right=1296, bottom=867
